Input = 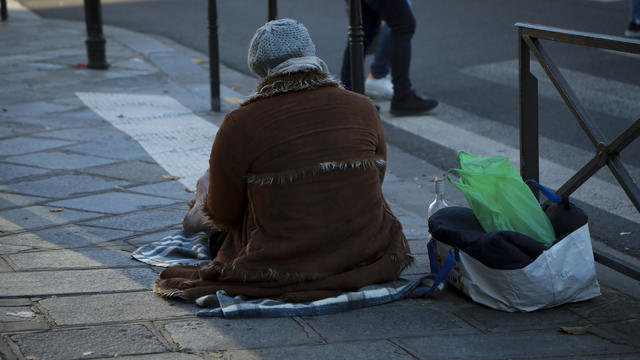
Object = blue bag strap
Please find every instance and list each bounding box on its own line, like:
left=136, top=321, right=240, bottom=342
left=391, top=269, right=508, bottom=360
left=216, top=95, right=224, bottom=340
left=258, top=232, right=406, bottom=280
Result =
left=423, top=238, right=457, bottom=298
left=525, top=179, right=562, bottom=204
left=427, top=238, right=440, bottom=273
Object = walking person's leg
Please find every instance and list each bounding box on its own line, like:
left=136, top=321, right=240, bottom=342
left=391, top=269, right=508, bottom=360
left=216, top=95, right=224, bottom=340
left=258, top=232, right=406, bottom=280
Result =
left=626, top=0, right=640, bottom=37
left=341, top=2, right=381, bottom=90
left=364, top=24, right=394, bottom=98
left=364, top=0, right=438, bottom=115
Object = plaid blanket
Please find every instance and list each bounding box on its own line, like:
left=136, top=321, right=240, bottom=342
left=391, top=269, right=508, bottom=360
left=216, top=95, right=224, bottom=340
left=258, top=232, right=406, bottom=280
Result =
left=131, top=230, right=210, bottom=267
left=195, top=276, right=438, bottom=318
left=131, top=231, right=442, bottom=318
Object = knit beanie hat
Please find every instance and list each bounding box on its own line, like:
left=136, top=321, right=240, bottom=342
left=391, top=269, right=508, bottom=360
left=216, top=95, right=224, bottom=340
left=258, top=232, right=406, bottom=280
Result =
left=248, top=18, right=316, bottom=78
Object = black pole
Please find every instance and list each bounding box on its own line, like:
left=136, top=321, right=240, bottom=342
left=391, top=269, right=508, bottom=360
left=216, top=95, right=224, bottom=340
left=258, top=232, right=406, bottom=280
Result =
left=348, top=0, right=365, bottom=94
left=1, top=0, right=8, bottom=22
left=83, top=0, right=109, bottom=69
left=268, top=0, right=277, bottom=21
left=208, top=0, right=221, bottom=111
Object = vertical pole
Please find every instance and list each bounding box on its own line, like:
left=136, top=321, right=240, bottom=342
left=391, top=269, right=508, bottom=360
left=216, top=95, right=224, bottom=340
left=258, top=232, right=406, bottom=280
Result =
left=268, top=0, right=277, bottom=21
left=1, top=0, right=8, bottom=22
left=84, top=0, right=109, bottom=70
left=518, top=30, right=539, bottom=198
left=83, top=0, right=109, bottom=69
left=348, top=0, right=365, bottom=94
left=208, top=0, right=220, bottom=111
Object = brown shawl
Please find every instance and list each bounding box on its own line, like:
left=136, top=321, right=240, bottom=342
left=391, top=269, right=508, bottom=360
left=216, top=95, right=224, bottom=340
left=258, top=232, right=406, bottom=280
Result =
left=154, top=65, right=413, bottom=302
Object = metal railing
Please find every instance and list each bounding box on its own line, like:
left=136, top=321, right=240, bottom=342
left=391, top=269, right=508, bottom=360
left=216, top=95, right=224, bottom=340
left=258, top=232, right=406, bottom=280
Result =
left=1, top=0, right=7, bottom=22
left=207, top=0, right=363, bottom=110
left=518, top=22, right=640, bottom=279
left=207, top=0, right=279, bottom=111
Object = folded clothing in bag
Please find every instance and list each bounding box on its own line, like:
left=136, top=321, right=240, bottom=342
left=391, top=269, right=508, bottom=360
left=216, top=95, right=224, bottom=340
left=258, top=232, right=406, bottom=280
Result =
left=429, top=207, right=546, bottom=269
left=428, top=203, right=588, bottom=269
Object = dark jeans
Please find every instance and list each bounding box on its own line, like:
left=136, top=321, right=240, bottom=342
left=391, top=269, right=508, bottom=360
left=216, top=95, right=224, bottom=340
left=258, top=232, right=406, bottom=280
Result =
left=341, top=0, right=415, bottom=99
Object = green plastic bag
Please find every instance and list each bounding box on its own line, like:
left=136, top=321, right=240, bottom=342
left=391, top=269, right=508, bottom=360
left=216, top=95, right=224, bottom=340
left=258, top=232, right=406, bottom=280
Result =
left=448, top=151, right=556, bottom=247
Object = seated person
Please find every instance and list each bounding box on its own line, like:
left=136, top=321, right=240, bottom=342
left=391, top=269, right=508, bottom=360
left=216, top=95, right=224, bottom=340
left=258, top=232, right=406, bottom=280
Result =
left=155, top=18, right=413, bottom=302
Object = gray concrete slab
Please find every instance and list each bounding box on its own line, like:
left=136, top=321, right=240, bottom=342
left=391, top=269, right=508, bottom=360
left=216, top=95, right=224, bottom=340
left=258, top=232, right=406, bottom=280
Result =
left=301, top=301, right=477, bottom=342
left=163, top=318, right=324, bottom=352
left=0, top=257, right=13, bottom=272
left=0, top=305, right=49, bottom=332
left=218, top=340, right=415, bottom=360
left=400, top=254, right=429, bottom=276
left=0, top=205, right=103, bottom=232
left=5, top=151, right=116, bottom=170
left=0, top=244, right=32, bottom=255
left=7, top=112, right=106, bottom=130
left=98, top=353, right=203, bottom=360
left=0, top=225, right=133, bottom=250
left=8, top=247, right=141, bottom=270
left=0, top=268, right=157, bottom=297
left=454, top=305, right=590, bottom=332
left=1, top=100, right=79, bottom=117
left=67, top=141, right=151, bottom=161
left=129, top=181, right=195, bottom=201
left=590, top=318, right=640, bottom=349
left=33, top=125, right=132, bottom=142
left=0, top=193, right=47, bottom=211
left=399, top=331, right=639, bottom=360
left=0, top=136, right=72, bottom=156
left=83, top=207, right=184, bottom=232
left=3, top=174, right=129, bottom=198
left=408, top=239, right=427, bottom=254
left=82, top=160, right=172, bottom=183
left=10, top=324, right=167, bottom=360
left=40, top=291, right=196, bottom=326
left=0, top=306, right=36, bottom=323
left=566, top=287, right=640, bottom=324
left=0, top=163, right=49, bottom=182
left=49, top=192, right=179, bottom=214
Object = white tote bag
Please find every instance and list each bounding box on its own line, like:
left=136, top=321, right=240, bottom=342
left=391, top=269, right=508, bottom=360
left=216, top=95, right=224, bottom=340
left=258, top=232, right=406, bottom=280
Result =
left=428, top=223, right=601, bottom=312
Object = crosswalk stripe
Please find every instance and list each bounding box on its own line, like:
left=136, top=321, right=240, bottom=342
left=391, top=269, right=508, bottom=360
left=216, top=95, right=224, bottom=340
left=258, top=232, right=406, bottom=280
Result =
left=460, top=59, right=640, bottom=121
left=76, top=92, right=217, bottom=188
left=378, top=101, right=640, bottom=224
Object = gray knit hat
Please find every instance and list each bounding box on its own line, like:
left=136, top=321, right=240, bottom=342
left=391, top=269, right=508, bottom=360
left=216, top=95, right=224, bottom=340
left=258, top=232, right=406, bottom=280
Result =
left=248, top=18, right=316, bottom=78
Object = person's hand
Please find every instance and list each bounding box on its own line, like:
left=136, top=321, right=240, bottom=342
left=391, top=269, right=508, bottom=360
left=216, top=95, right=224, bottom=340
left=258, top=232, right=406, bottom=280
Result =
left=183, top=168, right=211, bottom=233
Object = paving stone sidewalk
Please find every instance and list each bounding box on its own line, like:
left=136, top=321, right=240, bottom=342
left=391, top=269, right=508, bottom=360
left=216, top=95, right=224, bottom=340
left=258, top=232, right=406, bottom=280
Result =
left=2, top=4, right=640, bottom=360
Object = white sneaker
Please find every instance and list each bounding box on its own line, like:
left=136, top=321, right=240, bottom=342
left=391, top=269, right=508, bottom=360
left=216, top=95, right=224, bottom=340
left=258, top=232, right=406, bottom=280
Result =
left=365, top=73, right=393, bottom=99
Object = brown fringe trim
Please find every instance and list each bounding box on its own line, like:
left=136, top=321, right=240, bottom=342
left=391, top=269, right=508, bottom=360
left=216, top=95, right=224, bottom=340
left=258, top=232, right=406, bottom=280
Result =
left=153, top=281, right=186, bottom=299
left=241, top=70, right=341, bottom=106
left=207, top=260, right=330, bottom=283
left=247, top=157, right=385, bottom=186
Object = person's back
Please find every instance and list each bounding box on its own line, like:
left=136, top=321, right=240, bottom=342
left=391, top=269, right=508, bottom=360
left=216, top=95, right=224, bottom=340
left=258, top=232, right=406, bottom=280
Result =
left=155, top=19, right=412, bottom=302
left=210, top=83, right=409, bottom=286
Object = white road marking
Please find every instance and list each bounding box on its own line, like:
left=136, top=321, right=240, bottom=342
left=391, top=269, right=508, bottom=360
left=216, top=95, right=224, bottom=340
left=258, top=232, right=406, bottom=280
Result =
left=379, top=101, right=640, bottom=224
left=76, top=92, right=217, bottom=188
left=461, top=59, right=640, bottom=121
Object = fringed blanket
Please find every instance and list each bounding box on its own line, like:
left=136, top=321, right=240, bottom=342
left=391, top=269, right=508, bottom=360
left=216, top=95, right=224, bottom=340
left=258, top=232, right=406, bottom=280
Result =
left=132, top=231, right=440, bottom=318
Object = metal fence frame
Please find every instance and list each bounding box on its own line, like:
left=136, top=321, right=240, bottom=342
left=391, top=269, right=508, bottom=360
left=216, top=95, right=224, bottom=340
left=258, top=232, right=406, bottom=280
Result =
left=1, top=0, right=7, bottom=22
left=518, top=22, right=640, bottom=279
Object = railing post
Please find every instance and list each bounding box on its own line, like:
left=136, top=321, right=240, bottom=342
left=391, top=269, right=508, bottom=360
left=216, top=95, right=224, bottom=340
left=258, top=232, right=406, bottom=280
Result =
left=268, top=0, right=277, bottom=21
left=83, top=0, right=109, bottom=69
left=518, top=29, right=539, bottom=198
left=1, top=0, right=7, bottom=21
left=208, top=0, right=220, bottom=111
left=348, top=0, right=365, bottom=94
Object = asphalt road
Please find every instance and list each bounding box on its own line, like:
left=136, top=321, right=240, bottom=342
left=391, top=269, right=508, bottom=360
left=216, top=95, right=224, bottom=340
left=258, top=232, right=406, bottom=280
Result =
left=16, top=0, right=640, bottom=254
left=19, top=0, right=640, bottom=157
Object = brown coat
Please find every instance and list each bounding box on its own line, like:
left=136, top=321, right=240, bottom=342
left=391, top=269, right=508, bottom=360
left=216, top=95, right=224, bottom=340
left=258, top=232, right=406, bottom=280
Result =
left=155, top=71, right=412, bottom=302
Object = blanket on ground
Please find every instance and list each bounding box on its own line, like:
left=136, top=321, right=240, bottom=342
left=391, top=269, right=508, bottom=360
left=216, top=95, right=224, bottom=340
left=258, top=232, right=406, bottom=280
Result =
left=131, top=231, right=438, bottom=318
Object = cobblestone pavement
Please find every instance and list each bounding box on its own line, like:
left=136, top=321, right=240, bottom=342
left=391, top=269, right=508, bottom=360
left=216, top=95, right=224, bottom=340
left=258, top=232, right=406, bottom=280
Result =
left=1, top=2, right=640, bottom=359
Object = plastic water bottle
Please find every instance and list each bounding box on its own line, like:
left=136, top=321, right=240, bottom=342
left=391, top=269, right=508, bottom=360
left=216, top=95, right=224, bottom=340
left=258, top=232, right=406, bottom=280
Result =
left=428, top=175, right=449, bottom=220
